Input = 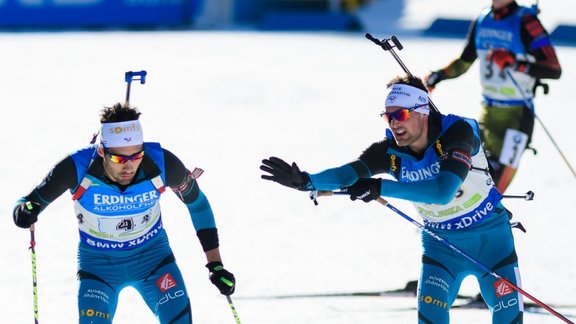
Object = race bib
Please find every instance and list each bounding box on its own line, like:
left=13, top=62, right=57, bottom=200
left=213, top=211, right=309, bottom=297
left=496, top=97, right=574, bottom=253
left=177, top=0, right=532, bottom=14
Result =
left=75, top=202, right=161, bottom=242
left=499, top=129, right=528, bottom=168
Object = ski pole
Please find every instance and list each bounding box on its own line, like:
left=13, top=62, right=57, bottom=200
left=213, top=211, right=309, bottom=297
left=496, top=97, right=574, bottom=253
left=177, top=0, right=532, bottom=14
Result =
left=315, top=191, right=574, bottom=323
left=29, top=221, right=39, bottom=324
left=124, top=70, right=147, bottom=106
left=504, top=69, right=576, bottom=178
left=364, top=33, right=440, bottom=113
left=226, top=295, right=242, bottom=324
left=503, top=190, right=534, bottom=200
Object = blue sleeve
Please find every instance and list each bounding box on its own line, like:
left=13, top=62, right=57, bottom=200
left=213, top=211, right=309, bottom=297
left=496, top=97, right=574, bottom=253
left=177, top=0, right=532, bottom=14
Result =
left=309, top=164, right=360, bottom=191
left=186, top=189, right=217, bottom=230
left=380, top=171, right=463, bottom=205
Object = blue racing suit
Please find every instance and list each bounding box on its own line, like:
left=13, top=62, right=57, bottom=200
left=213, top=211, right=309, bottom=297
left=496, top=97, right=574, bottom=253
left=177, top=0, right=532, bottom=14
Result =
left=18, top=142, right=219, bottom=323
left=307, top=112, right=523, bottom=323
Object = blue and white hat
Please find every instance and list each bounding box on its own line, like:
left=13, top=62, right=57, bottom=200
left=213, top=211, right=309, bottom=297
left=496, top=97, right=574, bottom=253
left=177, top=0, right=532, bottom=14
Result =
left=100, top=120, right=143, bottom=148
left=385, top=84, right=430, bottom=115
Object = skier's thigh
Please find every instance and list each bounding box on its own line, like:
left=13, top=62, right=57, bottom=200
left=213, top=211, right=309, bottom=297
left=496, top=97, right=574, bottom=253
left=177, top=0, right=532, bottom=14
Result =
left=418, top=258, right=463, bottom=324
left=78, top=278, right=118, bottom=324
left=139, top=262, right=192, bottom=323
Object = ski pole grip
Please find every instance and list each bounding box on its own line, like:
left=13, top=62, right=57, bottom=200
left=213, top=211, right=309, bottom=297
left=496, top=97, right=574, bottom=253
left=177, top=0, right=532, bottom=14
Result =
left=318, top=191, right=389, bottom=207
left=317, top=191, right=335, bottom=197
left=125, top=70, right=147, bottom=84
left=376, top=197, right=389, bottom=206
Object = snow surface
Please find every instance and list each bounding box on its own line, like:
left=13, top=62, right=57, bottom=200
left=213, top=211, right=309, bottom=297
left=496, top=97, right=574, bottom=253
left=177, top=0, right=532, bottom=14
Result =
left=1, top=10, right=575, bottom=324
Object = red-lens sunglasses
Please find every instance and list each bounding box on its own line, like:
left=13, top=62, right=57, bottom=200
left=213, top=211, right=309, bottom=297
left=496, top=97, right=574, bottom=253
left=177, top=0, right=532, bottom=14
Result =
left=380, top=104, right=428, bottom=123
left=104, top=149, right=145, bottom=164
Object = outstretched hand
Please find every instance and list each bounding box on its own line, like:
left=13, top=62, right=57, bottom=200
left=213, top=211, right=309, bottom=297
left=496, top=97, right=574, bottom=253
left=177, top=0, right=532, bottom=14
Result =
left=260, top=157, right=312, bottom=191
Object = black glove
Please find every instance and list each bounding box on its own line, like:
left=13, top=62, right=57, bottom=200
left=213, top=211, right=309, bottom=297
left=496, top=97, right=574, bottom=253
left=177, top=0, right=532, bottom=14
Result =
left=424, top=70, right=444, bottom=92
left=346, top=178, right=382, bottom=203
left=206, top=262, right=236, bottom=296
left=260, top=157, right=313, bottom=191
left=13, top=200, right=41, bottom=228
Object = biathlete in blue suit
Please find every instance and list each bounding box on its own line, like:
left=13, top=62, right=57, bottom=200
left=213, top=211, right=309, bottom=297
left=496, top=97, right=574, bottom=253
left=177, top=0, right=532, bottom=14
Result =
left=260, top=75, right=523, bottom=323
left=13, top=103, right=235, bottom=323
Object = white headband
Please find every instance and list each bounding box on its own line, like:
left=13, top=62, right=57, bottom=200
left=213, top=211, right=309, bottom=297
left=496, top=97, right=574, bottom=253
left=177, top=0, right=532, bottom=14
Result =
left=100, top=120, right=143, bottom=148
left=385, top=84, right=430, bottom=115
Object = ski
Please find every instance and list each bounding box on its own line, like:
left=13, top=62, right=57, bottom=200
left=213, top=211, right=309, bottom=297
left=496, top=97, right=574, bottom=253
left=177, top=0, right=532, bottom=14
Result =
left=238, top=281, right=473, bottom=300
left=239, top=282, right=575, bottom=318
left=453, top=294, right=576, bottom=312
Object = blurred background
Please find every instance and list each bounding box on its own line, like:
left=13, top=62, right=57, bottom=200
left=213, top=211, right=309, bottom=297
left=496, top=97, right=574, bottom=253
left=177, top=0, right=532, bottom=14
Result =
left=0, top=0, right=574, bottom=44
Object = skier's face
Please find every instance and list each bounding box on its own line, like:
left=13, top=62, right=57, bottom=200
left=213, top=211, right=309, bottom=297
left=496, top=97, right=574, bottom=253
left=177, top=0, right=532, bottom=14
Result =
left=492, top=0, right=513, bottom=10
left=385, top=106, right=429, bottom=153
left=98, top=144, right=144, bottom=185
